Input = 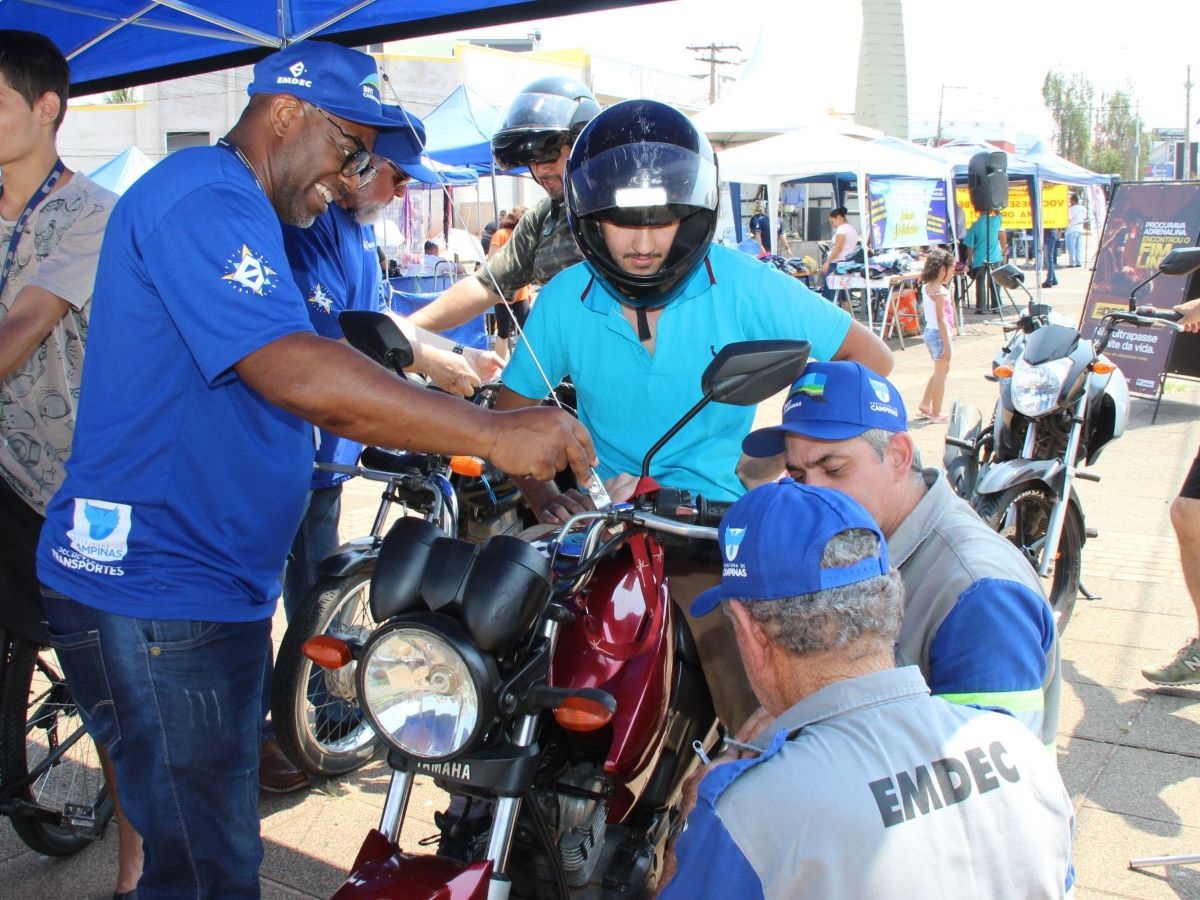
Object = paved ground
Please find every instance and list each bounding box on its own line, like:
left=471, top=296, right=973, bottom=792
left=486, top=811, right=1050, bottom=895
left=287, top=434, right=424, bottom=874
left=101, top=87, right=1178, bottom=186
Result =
left=5, top=259, right=1200, bottom=898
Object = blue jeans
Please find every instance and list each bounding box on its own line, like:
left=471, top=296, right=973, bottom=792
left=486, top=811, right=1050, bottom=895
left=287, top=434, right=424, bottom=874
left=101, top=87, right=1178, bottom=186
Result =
left=42, top=589, right=270, bottom=899
left=1065, top=229, right=1083, bottom=267
left=1043, top=232, right=1059, bottom=284
left=281, top=484, right=343, bottom=622
left=265, top=482, right=344, bottom=732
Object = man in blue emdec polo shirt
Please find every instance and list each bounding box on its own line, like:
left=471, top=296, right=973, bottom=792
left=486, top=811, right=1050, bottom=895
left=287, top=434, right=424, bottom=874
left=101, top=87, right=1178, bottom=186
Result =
left=35, top=41, right=594, bottom=898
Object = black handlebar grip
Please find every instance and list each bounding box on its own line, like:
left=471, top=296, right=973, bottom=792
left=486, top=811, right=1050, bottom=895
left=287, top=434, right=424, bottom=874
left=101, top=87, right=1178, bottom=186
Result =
left=1134, top=305, right=1184, bottom=321
left=701, top=499, right=732, bottom=526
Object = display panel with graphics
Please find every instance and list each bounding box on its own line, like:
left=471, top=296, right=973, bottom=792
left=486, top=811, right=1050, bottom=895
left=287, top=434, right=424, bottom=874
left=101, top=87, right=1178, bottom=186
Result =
left=1079, top=182, right=1200, bottom=397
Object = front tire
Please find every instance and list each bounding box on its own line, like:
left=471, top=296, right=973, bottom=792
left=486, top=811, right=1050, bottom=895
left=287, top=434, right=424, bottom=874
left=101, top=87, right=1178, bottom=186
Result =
left=975, top=485, right=1082, bottom=634
left=272, top=570, right=381, bottom=776
left=0, top=636, right=113, bottom=856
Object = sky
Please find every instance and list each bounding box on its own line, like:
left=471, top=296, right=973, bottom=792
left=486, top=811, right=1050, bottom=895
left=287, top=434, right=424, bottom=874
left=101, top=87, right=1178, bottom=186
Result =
left=424, top=0, right=1200, bottom=144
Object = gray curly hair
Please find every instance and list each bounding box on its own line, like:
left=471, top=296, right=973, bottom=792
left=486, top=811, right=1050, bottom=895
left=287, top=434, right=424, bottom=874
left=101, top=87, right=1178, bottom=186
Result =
left=722, top=528, right=904, bottom=655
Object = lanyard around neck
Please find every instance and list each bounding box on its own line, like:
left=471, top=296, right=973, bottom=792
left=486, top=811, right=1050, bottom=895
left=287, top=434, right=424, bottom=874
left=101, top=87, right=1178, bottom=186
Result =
left=0, top=158, right=67, bottom=300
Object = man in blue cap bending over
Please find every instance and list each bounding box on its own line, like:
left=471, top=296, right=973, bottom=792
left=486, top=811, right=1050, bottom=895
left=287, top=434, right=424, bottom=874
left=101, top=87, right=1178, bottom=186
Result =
left=35, top=41, right=594, bottom=898
left=738, top=360, right=1060, bottom=748
left=658, top=481, right=1074, bottom=898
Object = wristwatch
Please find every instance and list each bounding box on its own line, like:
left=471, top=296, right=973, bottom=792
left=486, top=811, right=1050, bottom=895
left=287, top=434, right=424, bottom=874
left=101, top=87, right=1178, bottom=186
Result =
left=452, top=344, right=465, bottom=355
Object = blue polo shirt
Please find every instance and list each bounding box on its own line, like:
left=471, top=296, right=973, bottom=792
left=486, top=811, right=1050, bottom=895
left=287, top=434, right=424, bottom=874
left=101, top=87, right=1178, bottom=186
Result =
left=37, top=145, right=315, bottom=622
left=503, top=245, right=851, bottom=501
left=282, top=203, right=382, bottom=490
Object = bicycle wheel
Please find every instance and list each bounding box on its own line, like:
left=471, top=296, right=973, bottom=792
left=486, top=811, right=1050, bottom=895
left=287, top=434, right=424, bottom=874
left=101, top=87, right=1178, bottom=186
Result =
left=975, top=485, right=1082, bottom=634
left=272, top=569, right=381, bottom=776
left=0, top=636, right=113, bottom=856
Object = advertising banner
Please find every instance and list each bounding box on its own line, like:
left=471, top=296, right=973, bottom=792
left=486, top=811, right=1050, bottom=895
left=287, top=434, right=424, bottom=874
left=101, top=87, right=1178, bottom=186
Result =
left=1079, top=182, right=1200, bottom=397
left=868, top=178, right=948, bottom=248
left=957, top=182, right=1070, bottom=231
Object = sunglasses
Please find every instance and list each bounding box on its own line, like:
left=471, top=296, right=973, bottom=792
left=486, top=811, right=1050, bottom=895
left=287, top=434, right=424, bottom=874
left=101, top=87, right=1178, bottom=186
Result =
left=357, top=159, right=412, bottom=193
left=311, top=105, right=373, bottom=182
left=492, top=132, right=570, bottom=171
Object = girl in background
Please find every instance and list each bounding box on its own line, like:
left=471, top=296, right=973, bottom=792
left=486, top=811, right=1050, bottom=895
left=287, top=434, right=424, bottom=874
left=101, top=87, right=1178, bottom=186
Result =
left=917, top=248, right=956, bottom=423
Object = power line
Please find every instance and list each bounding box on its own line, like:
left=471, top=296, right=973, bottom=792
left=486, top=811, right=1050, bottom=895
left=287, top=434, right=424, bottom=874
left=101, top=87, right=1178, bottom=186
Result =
left=686, top=43, right=741, bottom=105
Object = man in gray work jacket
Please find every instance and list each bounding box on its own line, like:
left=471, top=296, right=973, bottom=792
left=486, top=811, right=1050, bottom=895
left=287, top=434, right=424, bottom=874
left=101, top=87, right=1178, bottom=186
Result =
left=658, top=481, right=1074, bottom=899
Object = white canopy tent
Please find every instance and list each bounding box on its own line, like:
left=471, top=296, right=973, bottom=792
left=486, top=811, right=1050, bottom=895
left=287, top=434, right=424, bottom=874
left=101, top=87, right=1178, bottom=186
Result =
left=718, top=129, right=953, bottom=254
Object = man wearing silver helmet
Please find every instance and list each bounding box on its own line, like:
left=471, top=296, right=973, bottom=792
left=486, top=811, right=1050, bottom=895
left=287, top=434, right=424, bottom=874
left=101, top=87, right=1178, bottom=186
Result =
left=410, top=76, right=599, bottom=336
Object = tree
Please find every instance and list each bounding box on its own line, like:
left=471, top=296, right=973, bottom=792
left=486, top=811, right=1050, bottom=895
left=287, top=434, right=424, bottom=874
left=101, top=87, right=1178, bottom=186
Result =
left=1042, top=71, right=1092, bottom=165
left=1091, top=86, right=1148, bottom=181
left=102, top=87, right=137, bottom=104
left=1042, top=71, right=1148, bottom=180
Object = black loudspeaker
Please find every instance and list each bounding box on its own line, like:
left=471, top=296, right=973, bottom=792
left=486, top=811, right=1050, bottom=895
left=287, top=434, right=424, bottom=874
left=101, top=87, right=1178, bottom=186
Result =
left=967, top=151, right=1009, bottom=212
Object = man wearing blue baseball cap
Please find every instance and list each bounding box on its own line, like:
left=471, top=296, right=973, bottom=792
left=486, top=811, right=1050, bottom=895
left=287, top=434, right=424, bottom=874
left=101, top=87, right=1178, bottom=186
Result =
left=658, top=481, right=1074, bottom=899
left=266, top=106, right=506, bottom=792
left=34, top=40, right=595, bottom=898
left=739, top=360, right=1061, bottom=749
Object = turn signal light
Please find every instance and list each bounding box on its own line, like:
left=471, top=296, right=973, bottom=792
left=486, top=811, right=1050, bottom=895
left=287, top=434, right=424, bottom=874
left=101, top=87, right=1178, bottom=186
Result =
left=302, top=635, right=352, bottom=669
left=1092, top=360, right=1117, bottom=375
left=993, top=364, right=1014, bottom=378
left=554, top=696, right=615, bottom=732
left=450, top=456, right=485, bottom=477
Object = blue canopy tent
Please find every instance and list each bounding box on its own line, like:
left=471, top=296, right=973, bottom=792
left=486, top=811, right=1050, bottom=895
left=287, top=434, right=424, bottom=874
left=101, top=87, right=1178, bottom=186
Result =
left=3, top=0, right=663, bottom=95
left=87, top=145, right=156, bottom=194
left=940, top=140, right=1112, bottom=295
left=422, top=85, right=502, bottom=173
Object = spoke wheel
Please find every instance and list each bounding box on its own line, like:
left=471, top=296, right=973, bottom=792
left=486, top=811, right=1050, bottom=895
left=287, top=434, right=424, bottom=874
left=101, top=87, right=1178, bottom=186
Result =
left=0, top=637, right=113, bottom=856
left=272, top=570, right=381, bottom=776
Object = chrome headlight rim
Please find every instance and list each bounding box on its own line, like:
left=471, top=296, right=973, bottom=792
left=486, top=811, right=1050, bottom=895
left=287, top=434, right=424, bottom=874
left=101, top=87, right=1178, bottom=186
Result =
left=1011, top=356, right=1071, bottom=417
left=356, top=612, right=498, bottom=762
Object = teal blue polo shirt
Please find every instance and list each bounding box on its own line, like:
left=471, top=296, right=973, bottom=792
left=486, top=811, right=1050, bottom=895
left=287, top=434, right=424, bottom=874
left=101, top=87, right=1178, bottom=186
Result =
left=503, top=245, right=852, bottom=501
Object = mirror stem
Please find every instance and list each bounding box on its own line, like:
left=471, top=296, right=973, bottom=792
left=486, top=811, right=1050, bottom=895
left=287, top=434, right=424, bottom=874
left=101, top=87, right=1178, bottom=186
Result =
left=639, top=390, right=714, bottom=479
left=1127, top=271, right=1160, bottom=310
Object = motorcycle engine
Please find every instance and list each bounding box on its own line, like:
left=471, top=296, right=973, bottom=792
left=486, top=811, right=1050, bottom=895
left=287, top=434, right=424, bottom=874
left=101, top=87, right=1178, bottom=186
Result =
left=536, top=767, right=609, bottom=888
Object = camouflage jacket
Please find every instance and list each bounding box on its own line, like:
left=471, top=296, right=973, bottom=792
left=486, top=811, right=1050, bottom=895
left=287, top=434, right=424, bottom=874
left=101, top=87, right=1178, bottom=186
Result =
left=472, top=197, right=582, bottom=300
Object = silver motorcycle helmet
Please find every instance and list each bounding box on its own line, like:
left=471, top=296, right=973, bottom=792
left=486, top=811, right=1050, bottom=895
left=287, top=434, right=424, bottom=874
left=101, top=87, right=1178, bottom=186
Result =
left=490, top=76, right=600, bottom=172
left=565, top=99, right=719, bottom=309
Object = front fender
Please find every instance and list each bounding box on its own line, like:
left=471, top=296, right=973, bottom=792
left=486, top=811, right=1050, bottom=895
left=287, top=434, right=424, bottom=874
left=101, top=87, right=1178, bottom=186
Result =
left=976, top=458, right=1065, bottom=498
left=315, top=536, right=380, bottom=580
left=333, top=830, right=492, bottom=899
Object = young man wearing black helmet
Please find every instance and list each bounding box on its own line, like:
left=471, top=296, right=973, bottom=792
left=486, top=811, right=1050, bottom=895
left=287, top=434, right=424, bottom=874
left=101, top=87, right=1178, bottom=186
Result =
left=409, top=76, right=598, bottom=335
left=494, top=99, right=893, bottom=730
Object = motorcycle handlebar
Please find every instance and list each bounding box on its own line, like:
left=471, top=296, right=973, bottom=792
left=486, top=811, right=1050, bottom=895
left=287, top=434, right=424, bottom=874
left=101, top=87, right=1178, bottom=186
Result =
left=1133, top=305, right=1185, bottom=324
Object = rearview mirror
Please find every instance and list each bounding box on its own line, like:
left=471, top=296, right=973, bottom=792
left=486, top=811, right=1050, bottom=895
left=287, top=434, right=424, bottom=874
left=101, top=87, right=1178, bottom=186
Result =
left=991, top=263, right=1025, bottom=291
left=702, top=340, right=812, bottom=407
left=339, top=310, right=415, bottom=376
left=638, top=339, right=811, bottom=480
left=1159, top=247, right=1200, bottom=277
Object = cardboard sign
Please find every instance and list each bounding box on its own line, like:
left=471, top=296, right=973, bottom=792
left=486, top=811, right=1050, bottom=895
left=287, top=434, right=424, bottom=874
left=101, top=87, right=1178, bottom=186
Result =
left=957, top=182, right=1070, bottom=231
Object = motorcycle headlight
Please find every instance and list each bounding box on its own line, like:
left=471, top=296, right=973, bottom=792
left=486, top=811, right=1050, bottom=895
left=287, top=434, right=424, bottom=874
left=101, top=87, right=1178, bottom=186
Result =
left=1011, top=356, right=1072, bottom=417
left=357, top=614, right=497, bottom=761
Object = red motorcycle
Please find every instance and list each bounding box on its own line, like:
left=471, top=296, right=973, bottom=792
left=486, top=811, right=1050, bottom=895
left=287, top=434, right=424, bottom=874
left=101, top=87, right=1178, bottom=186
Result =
left=302, top=340, right=810, bottom=899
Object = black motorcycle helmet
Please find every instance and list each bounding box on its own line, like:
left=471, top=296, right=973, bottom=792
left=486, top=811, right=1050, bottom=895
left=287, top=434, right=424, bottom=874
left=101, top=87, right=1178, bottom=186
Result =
left=491, top=76, right=601, bottom=171
left=565, top=99, right=719, bottom=308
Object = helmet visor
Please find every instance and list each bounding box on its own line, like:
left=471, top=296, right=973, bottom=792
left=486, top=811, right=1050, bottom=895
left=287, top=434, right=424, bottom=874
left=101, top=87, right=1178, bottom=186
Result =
left=568, top=143, right=717, bottom=225
left=492, top=130, right=571, bottom=171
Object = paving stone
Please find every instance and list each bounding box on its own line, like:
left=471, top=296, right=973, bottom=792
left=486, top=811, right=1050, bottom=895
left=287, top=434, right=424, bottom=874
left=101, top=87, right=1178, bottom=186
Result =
left=1072, top=806, right=1200, bottom=900
left=1083, top=744, right=1200, bottom=826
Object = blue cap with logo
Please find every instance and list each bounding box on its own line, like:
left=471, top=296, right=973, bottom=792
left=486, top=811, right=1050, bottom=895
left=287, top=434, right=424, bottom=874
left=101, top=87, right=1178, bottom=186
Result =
left=690, top=481, right=889, bottom=617
left=741, top=360, right=906, bottom=458
left=372, top=104, right=430, bottom=174
left=247, top=40, right=393, bottom=128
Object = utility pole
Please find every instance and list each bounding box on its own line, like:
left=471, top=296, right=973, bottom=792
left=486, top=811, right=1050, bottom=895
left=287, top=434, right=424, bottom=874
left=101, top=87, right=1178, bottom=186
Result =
left=687, top=43, right=741, bottom=105
left=1185, top=65, right=1194, bottom=180
left=934, top=84, right=965, bottom=146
